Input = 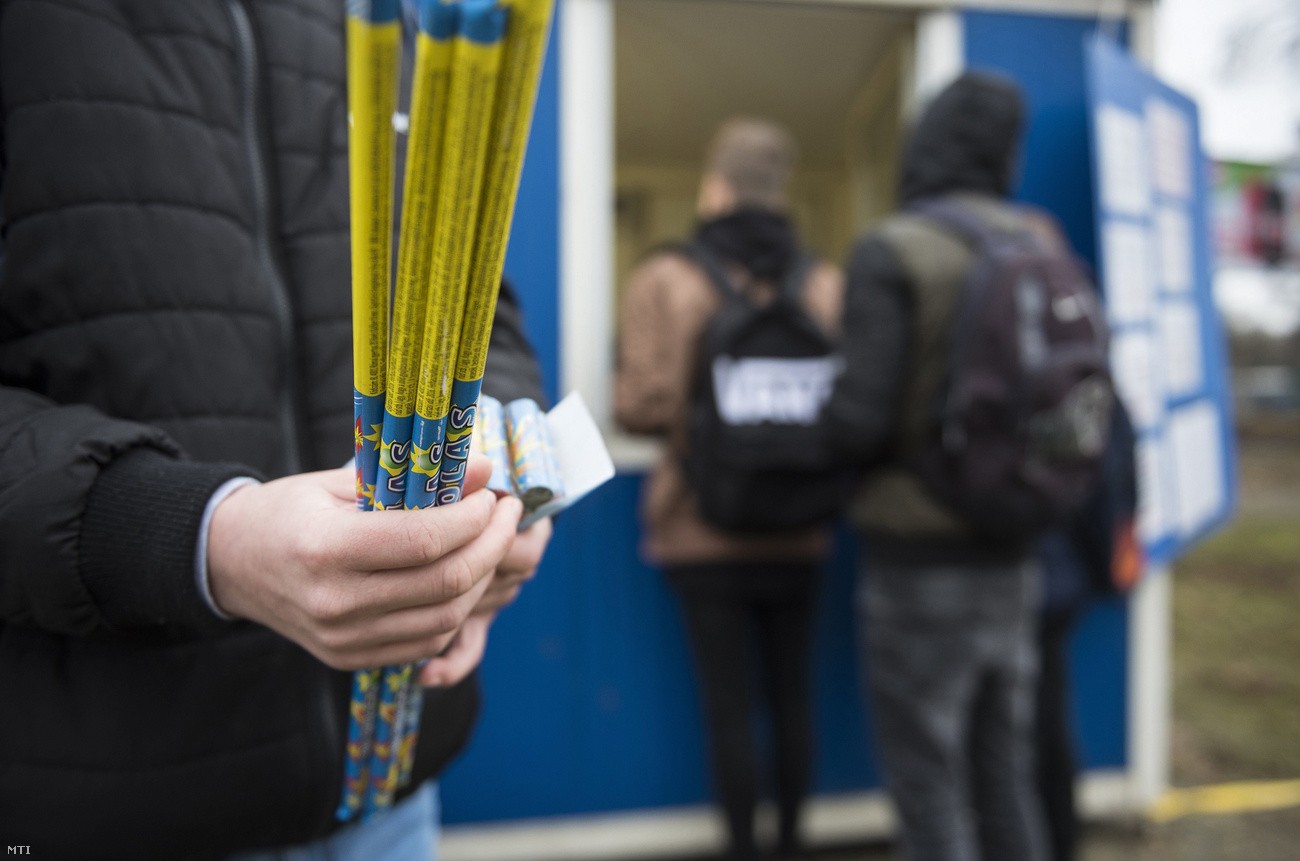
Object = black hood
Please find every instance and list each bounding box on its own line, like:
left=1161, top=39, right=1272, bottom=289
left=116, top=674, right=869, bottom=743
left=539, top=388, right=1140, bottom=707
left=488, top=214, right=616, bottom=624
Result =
left=898, top=70, right=1025, bottom=204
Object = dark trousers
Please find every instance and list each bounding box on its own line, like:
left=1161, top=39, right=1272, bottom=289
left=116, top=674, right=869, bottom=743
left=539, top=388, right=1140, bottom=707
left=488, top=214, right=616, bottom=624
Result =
left=1036, top=609, right=1080, bottom=861
left=858, top=559, right=1048, bottom=861
left=669, top=562, right=821, bottom=860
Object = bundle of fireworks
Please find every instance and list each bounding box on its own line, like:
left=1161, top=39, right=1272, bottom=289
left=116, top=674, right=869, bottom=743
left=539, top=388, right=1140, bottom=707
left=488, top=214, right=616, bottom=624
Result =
left=342, top=0, right=554, bottom=821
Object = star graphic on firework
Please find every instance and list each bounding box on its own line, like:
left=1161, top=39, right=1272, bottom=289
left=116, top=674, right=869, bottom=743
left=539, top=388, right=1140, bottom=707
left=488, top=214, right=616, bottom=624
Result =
left=409, top=441, right=442, bottom=479
left=379, top=438, right=411, bottom=476
left=364, top=422, right=382, bottom=452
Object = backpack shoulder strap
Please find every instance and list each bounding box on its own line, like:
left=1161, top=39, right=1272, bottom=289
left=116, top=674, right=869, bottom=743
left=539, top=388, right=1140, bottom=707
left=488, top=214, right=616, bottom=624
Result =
left=907, top=197, right=1000, bottom=247
left=669, top=240, right=736, bottom=301
left=777, top=252, right=817, bottom=304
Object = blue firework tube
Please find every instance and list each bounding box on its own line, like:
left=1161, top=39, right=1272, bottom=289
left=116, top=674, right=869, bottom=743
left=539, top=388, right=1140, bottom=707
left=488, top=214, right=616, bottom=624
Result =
left=395, top=674, right=426, bottom=788
left=362, top=663, right=413, bottom=819
left=478, top=395, right=514, bottom=494
left=505, top=398, right=563, bottom=511
left=354, top=390, right=385, bottom=512
left=342, top=0, right=401, bottom=825
left=434, top=378, right=483, bottom=505
left=403, top=412, right=448, bottom=510
left=337, top=666, right=381, bottom=820
left=373, top=411, right=416, bottom=510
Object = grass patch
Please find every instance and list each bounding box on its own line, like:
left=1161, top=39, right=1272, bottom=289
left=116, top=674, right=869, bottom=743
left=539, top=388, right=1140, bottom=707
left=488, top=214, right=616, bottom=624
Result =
left=1171, top=437, right=1300, bottom=786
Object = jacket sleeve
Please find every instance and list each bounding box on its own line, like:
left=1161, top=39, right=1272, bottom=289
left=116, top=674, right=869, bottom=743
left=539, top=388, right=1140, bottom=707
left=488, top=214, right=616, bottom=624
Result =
left=482, top=278, right=547, bottom=407
left=825, top=234, right=913, bottom=465
left=0, top=386, right=254, bottom=637
left=613, top=257, right=685, bottom=436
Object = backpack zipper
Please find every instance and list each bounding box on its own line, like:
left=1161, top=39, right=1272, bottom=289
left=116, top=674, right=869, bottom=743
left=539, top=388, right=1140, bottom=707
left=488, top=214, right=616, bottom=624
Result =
left=226, top=0, right=306, bottom=476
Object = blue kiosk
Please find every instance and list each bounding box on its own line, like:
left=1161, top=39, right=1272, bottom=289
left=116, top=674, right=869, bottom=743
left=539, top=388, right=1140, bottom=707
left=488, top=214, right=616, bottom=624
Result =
left=439, top=1, right=1234, bottom=856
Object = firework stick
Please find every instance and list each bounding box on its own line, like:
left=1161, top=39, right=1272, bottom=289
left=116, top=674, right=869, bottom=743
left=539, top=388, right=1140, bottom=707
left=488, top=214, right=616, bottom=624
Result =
left=388, top=0, right=509, bottom=796
left=339, top=0, right=401, bottom=823
left=392, top=0, right=552, bottom=788
left=404, top=1, right=506, bottom=512
left=372, top=0, right=460, bottom=513
left=386, top=0, right=507, bottom=799
left=435, top=0, right=555, bottom=508
left=392, top=0, right=555, bottom=788
left=354, top=0, right=463, bottom=821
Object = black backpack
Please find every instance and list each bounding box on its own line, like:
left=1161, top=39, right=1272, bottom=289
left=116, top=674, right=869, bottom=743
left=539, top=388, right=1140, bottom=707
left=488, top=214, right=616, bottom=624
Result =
left=910, top=199, right=1114, bottom=539
left=680, top=243, right=851, bottom=533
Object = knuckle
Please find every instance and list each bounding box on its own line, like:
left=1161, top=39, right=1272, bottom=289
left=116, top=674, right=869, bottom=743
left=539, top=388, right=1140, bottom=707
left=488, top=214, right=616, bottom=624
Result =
left=410, top=515, right=449, bottom=566
left=314, top=625, right=351, bottom=654
left=305, top=583, right=350, bottom=625
left=440, top=556, right=478, bottom=601
left=296, top=524, right=337, bottom=571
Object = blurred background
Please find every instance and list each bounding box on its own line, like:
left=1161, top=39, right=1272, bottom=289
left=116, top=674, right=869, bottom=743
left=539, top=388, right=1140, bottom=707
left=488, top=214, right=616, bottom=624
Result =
left=435, top=1, right=1300, bottom=858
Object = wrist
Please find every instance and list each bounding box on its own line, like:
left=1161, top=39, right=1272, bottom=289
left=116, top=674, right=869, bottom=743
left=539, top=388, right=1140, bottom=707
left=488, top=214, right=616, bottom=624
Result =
left=196, top=477, right=260, bottom=619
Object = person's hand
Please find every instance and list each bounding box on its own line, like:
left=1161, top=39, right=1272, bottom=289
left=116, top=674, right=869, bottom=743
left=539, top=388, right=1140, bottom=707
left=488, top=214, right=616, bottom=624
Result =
left=478, top=516, right=552, bottom=616
left=207, top=458, right=524, bottom=671
left=417, top=516, right=553, bottom=687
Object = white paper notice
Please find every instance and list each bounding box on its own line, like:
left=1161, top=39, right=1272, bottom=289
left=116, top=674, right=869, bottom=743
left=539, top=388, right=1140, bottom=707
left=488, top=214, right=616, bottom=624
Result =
left=1137, top=434, right=1172, bottom=545
left=1158, top=299, right=1204, bottom=398
left=1102, top=221, right=1156, bottom=325
left=1097, top=104, right=1151, bottom=217
left=521, top=391, right=616, bottom=530
left=1168, top=401, right=1223, bottom=538
left=1147, top=97, right=1191, bottom=200
left=1110, top=331, right=1163, bottom=430
left=1155, top=206, right=1193, bottom=293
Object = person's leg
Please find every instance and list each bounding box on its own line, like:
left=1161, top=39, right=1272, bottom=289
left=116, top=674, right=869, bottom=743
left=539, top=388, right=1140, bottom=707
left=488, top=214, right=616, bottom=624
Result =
left=674, top=571, right=761, bottom=861
left=1036, top=609, right=1080, bottom=861
left=857, top=560, right=984, bottom=861
left=752, top=567, right=820, bottom=857
left=966, top=562, right=1049, bottom=861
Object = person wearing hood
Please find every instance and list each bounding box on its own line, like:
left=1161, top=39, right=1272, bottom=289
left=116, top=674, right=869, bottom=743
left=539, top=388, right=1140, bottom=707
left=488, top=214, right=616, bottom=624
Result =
left=825, top=72, right=1051, bottom=861
left=614, top=118, right=843, bottom=861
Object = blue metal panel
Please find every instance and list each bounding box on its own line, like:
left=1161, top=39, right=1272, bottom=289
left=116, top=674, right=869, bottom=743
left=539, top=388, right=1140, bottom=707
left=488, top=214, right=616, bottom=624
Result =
left=965, top=10, right=1130, bottom=770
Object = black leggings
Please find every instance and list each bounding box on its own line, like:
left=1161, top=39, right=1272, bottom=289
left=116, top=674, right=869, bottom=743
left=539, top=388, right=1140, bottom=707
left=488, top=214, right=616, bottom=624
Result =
left=669, top=562, right=821, bottom=860
left=1036, top=608, right=1081, bottom=861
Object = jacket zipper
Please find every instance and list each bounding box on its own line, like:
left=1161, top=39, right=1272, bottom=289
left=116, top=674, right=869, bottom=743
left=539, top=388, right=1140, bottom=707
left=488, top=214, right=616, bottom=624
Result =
left=226, top=0, right=306, bottom=477
left=226, top=0, right=341, bottom=833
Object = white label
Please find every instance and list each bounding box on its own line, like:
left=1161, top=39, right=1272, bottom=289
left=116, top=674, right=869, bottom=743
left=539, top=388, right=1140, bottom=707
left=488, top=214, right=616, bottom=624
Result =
left=712, top=356, right=843, bottom=426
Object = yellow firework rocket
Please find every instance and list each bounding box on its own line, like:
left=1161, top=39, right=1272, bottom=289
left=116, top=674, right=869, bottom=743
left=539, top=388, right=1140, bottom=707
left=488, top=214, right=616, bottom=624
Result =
left=395, top=0, right=553, bottom=789
left=339, top=0, right=400, bottom=824
left=367, top=0, right=508, bottom=815
left=387, top=0, right=553, bottom=792
left=356, top=0, right=463, bottom=822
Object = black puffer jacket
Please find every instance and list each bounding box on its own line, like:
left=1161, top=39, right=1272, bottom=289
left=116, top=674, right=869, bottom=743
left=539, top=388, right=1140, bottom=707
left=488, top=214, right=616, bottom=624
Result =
left=0, top=0, right=542, bottom=856
left=826, top=71, right=1029, bottom=564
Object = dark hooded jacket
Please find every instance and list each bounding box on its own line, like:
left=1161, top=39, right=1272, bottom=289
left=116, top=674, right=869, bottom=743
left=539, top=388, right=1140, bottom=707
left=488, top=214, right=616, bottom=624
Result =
left=0, top=0, right=543, bottom=856
left=825, top=71, right=1032, bottom=564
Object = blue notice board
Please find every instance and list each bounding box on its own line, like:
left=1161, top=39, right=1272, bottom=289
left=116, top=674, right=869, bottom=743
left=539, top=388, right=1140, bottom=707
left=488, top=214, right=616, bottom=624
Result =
left=1086, top=37, right=1237, bottom=565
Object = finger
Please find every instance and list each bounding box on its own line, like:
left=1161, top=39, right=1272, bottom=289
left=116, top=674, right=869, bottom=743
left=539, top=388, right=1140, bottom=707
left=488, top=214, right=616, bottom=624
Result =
left=323, top=465, right=359, bottom=502
left=420, top=615, right=491, bottom=687
left=463, top=451, right=492, bottom=497
left=473, top=580, right=522, bottom=616
left=332, top=569, right=493, bottom=658
left=339, top=489, right=498, bottom=572
left=499, top=516, right=552, bottom=577
left=332, top=493, right=521, bottom=621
